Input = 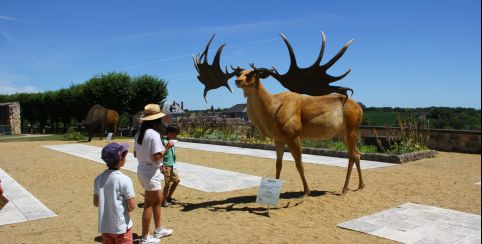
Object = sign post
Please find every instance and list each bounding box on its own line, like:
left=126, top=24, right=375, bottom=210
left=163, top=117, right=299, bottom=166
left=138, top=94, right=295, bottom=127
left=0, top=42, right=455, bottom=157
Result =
left=256, top=178, right=284, bottom=216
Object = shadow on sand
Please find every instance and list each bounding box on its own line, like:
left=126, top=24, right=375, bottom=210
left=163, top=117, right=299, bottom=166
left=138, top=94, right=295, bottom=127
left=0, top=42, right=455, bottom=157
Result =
left=135, top=190, right=339, bottom=217
left=95, top=233, right=142, bottom=243
left=176, top=190, right=338, bottom=217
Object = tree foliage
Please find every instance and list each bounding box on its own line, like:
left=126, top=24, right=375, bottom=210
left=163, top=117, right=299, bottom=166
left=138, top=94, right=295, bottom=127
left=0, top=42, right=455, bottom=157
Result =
left=129, top=74, right=168, bottom=114
left=362, top=106, right=481, bottom=130
left=0, top=72, right=168, bottom=132
left=83, top=72, right=133, bottom=113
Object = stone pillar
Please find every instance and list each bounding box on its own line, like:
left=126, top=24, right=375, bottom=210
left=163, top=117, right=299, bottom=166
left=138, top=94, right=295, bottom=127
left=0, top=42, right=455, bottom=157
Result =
left=8, top=102, right=21, bottom=135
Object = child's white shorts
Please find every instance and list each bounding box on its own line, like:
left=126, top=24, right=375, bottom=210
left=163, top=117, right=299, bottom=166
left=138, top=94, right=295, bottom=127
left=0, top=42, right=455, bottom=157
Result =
left=137, top=163, right=162, bottom=191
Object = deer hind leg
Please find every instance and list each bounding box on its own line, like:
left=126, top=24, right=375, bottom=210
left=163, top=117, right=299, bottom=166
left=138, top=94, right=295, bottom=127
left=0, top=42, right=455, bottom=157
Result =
left=287, top=138, right=310, bottom=196
left=355, top=155, right=365, bottom=191
left=342, top=158, right=354, bottom=194
left=274, top=141, right=285, bottom=179
left=342, top=130, right=364, bottom=194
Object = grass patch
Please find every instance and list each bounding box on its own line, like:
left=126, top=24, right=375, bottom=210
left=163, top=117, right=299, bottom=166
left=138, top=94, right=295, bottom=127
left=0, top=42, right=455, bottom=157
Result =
left=0, top=134, right=66, bottom=142
left=302, top=139, right=378, bottom=154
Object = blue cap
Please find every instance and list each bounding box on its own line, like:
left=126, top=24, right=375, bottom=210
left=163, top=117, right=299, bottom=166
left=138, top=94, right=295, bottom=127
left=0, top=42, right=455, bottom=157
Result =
left=101, top=142, right=129, bottom=167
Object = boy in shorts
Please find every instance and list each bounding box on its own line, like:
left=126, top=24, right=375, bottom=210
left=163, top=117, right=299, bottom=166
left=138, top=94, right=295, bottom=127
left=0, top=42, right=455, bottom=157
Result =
left=161, top=125, right=180, bottom=207
left=94, top=142, right=136, bottom=244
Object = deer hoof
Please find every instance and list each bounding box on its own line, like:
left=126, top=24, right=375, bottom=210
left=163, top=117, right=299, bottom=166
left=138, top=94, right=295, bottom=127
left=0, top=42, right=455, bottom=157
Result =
left=303, top=190, right=311, bottom=197
left=356, top=183, right=366, bottom=191
left=341, top=187, right=349, bottom=195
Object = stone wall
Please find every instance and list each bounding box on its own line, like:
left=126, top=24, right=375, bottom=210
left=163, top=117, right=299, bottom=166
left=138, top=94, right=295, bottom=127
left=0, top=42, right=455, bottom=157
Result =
left=0, top=102, right=21, bottom=135
left=359, top=126, right=481, bottom=154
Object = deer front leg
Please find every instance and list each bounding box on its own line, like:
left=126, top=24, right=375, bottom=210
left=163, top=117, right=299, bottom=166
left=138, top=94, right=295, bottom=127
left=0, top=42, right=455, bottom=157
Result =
left=287, top=138, right=310, bottom=196
left=100, top=123, right=105, bottom=141
left=342, top=158, right=355, bottom=194
left=274, top=141, right=285, bottom=179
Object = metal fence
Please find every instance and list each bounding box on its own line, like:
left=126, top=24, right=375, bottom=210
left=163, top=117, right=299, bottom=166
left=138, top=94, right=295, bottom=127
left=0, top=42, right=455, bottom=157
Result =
left=0, top=125, right=11, bottom=135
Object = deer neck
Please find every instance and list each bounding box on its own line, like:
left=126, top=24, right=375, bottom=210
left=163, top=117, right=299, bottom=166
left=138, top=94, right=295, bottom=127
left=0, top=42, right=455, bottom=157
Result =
left=245, top=82, right=273, bottom=108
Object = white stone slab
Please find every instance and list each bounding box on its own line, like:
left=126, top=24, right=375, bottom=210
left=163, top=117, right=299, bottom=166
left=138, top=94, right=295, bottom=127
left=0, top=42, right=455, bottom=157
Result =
left=338, top=202, right=481, bottom=244
left=44, top=144, right=261, bottom=193
left=176, top=141, right=394, bottom=169
left=0, top=168, right=57, bottom=226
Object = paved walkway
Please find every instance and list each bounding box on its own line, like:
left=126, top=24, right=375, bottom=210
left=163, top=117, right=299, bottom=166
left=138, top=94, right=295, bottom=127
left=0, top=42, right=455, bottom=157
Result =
left=338, top=202, right=481, bottom=243
left=0, top=168, right=57, bottom=226
left=0, top=134, right=53, bottom=140
left=44, top=144, right=262, bottom=193
left=176, top=141, right=394, bottom=169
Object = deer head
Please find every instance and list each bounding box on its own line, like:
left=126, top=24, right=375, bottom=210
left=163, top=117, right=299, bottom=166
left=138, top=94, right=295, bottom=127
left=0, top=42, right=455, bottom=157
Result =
left=232, top=64, right=271, bottom=97
left=194, top=32, right=354, bottom=101
left=234, top=64, right=269, bottom=87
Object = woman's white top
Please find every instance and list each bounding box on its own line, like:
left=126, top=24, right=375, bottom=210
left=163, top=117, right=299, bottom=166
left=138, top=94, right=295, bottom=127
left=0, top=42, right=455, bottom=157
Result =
left=134, top=129, right=164, bottom=167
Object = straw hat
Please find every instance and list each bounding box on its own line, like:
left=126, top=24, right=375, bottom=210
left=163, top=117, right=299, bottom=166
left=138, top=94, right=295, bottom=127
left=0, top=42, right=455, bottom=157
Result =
left=140, top=104, right=166, bottom=121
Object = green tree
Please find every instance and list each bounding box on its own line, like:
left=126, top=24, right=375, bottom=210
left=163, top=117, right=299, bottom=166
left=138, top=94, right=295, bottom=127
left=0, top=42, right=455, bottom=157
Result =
left=0, top=72, right=171, bottom=133
left=83, top=72, right=133, bottom=114
left=129, top=74, right=168, bottom=114
left=0, top=94, right=9, bottom=103
left=68, top=84, right=88, bottom=122
left=43, top=91, right=59, bottom=131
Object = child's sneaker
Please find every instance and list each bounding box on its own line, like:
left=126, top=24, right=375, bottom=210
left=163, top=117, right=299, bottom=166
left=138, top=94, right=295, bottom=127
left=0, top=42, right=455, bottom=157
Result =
left=141, top=235, right=160, bottom=243
left=161, top=201, right=171, bottom=207
left=154, top=227, right=173, bottom=238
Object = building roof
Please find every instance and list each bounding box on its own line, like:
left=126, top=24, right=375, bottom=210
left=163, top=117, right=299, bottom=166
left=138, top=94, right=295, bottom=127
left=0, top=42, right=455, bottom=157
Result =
left=160, top=101, right=185, bottom=115
left=223, top=104, right=247, bottom=113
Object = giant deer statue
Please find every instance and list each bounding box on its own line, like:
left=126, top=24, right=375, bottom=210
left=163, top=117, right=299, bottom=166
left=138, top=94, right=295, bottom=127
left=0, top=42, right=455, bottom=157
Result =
left=193, top=33, right=364, bottom=195
left=84, top=104, right=119, bottom=142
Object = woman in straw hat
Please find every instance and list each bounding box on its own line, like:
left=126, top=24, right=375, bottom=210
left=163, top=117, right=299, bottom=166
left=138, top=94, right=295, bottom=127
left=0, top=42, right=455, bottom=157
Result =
left=134, top=104, right=173, bottom=243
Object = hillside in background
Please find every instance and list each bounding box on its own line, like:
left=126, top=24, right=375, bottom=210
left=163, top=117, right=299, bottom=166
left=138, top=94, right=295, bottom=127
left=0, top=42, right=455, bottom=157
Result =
left=361, top=106, right=481, bottom=130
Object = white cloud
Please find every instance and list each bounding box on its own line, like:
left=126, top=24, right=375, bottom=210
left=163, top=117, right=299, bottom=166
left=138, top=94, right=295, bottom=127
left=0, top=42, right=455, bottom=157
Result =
left=0, top=31, right=12, bottom=42
left=112, top=15, right=312, bottom=43
left=0, top=81, right=38, bottom=94
left=124, top=53, right=193, bottom=70
left=0, top=15, right=17, bottom=21
left=123, top=38, right=277, bottom=70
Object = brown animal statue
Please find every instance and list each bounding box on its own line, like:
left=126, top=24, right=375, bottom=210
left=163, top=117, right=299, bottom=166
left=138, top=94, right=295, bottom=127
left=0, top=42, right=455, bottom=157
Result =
left=84, top=104, right=119, bottom=142
left=194, top=33, right=364, bottom=195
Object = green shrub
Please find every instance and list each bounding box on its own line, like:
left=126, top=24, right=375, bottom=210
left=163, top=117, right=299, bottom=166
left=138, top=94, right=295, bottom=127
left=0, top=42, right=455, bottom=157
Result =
left=359, top=144, right=378, bottom=153
left=375, top=112, right=430, bottom=154
left=63, top=129, right=88, bottom=141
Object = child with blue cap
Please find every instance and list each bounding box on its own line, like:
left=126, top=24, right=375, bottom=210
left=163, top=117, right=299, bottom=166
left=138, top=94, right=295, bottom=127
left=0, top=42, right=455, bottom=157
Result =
left=94, top=142, right=136, bottom=244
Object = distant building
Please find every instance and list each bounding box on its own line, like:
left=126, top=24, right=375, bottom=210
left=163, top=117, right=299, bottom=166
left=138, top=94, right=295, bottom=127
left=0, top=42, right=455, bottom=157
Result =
left=160, top=101, right=186, bottom=121
left=222, top=103, right=248, bottom=120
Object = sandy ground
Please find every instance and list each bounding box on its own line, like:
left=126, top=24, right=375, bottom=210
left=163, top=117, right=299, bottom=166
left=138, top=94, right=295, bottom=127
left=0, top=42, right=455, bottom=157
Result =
left=0, top=139, right=480, bottom=243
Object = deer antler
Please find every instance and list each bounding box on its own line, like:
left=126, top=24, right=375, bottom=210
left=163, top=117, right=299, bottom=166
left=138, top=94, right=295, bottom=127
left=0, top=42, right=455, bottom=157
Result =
left=253, top=32, right=354, bottom=97
left=193, top=33, right=238, bottom=102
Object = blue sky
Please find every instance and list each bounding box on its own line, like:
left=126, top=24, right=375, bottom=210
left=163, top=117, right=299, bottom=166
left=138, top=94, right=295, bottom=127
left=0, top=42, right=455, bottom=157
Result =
left=0, top=0, right=480, bottom=109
